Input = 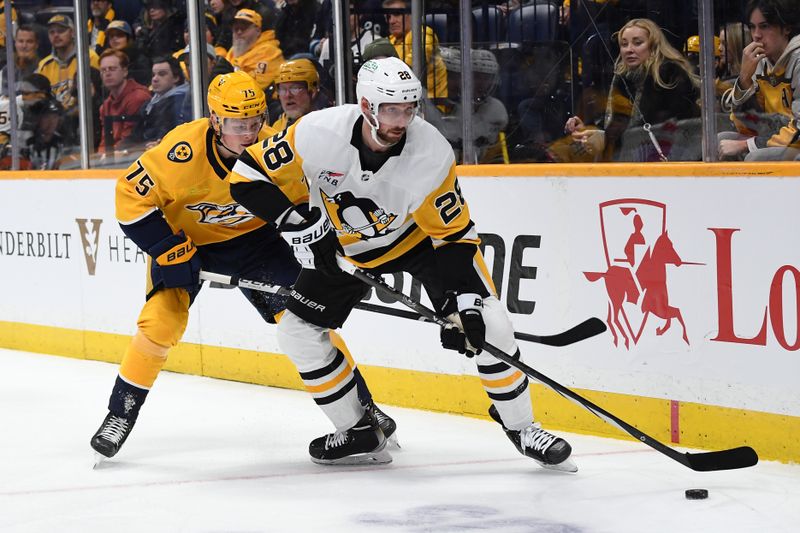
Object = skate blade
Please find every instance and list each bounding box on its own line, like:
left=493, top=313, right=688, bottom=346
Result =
left=536, top=456, right=578, bottom=473
left=386, top=432, right=401, bottom=449
left=92, top=452, right=109, bottom=469
left=311, top=449, right=393, bottom=466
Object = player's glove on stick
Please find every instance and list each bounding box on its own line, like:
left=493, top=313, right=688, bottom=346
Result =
left=279, top=204, right=342, bottom=276
left=148, top=231, right=201, bottom=293
left=440, top=293, right=485, bottom=357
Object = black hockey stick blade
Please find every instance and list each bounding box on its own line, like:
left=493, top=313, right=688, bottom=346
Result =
left=354, top=302, right=604, bottom=347
left=682, top=446, right=759, bottom=472
left=514, top=317, right=607, bottom=347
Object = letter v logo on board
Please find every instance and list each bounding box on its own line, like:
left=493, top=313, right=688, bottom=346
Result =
left=75, top=218, right=103, bottom=275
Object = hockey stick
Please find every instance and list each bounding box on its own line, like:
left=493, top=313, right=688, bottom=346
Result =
left=334, top=257, right=759, bottom=472
left=199, top=271, right=605, bottom=347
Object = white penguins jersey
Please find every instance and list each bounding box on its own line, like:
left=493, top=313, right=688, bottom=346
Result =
left=230, top=104, right=480, bottom=268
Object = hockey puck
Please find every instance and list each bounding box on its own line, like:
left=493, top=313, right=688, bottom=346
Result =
left=685, top=489, right=708, bottom=500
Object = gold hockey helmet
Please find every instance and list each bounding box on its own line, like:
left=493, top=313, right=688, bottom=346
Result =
left=276, top=59, right=320, bottom=92
left=207, top=71, right=267, bottom=119
left=685, top=35, right=721, bottom=56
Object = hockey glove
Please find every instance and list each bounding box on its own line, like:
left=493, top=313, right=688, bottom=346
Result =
left=148, top=231, right=202, bottom=294
left=279, top=204, right=342, bottom=276
left=439, top=293, right=485, bottom=357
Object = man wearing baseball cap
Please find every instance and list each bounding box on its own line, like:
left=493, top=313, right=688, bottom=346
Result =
left=37, top=15, right=99, bottom=114
left=225, top=8, right=284, bottom=90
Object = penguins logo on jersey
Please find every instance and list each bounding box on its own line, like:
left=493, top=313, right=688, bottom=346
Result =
left=168, top=142, right=193, bottom=162
left=321, top=190, right=397, bottom=239
left=186, top=202, right=254, bottom=226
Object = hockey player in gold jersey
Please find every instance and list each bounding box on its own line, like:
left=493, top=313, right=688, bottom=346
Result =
left=90, top=71, right=395, bottom=461
left=229, top=57, right=576, bottom=470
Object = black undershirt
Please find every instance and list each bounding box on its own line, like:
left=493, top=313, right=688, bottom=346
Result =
left=350, top=115, right=406, bottom=173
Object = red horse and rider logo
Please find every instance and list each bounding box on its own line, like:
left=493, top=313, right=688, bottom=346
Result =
left=584, top=199, right=703, bottom=348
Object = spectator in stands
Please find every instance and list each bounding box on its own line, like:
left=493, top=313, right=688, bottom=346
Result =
left=275, top=0, right=318, bottom=59
left=135, top=0, right=185, bottom=58
left=217, top=0, right=275, bottom=51
left=0, top=0, right=18, bottom=71
left=270, top=58, right=320, bottom=130
left=19, top=74, right=52, bottom=130
left=89, top=0, right=116, bottom=54
left=314, top=0, right=383, bottom=71
left=424, top=47, right=507, bottom=163
left=563, top=18, right=700, bottom=162
left=225, top=8, right=284, bottom=90
left=719, top=22, right=752, bottom=83
left=25, top=99, right=66, bottom=170
left=106, top=20, right=151, bottom=86
left=1, top=25, right=40, bottom=97
left=383, top=0, right=447, bottom=100
left=685, top=35, right=721, bottom=75
left=98, top=49, right=151, bottom=154
left=37, top=14, right=100, bottom=138
left=125, top=56, right=188, bottom=149
left=177, top=43, right=231, bottom=122
left=718, top=0, right=799, bottom=161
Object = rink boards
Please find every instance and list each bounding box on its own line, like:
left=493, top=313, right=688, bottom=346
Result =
left=0, top=163, right=798, bottom=463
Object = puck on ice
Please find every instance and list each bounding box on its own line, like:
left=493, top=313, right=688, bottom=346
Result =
left=685, top=489, right=708, bottom=500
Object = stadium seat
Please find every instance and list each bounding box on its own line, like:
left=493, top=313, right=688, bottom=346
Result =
left=472, top=5, right=504, bottom=44
left=507, top=2, right=558, bottom=43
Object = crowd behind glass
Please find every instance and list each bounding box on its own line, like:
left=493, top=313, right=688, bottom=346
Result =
left=0, top=0, right=797, bottom=169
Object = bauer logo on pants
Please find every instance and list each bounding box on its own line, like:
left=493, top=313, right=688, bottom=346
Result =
left=76, top=218, right=103, bottom=276
left=583, top=199, right=703, bottom=349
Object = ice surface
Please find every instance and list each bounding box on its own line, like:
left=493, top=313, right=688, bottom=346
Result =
left=1, top=348, right=797, bottom=533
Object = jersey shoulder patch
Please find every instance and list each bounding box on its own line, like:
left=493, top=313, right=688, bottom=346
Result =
left=167, top=141, right=193, bottom=163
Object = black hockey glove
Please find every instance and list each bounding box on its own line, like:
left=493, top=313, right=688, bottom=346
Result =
left=148, top=231, right=202, bottom=294
left=279, top=204, right=342, bottom=276
left=439, top=292, right=485, bottom=357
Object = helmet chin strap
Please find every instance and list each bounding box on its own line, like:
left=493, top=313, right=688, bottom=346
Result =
left=365, top=109, right=395, bottom=148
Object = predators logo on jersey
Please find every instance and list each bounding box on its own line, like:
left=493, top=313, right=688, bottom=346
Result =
left=168, top=142, right=193, bottom=163
left=321, top=190, right=397, bottom=239
left=186, top=202, right=255, bottom=227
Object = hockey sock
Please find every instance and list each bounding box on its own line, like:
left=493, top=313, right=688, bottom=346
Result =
left=119, top=330, right=169, bottom=389
left=329, top=330, right=373, bottom=405
left=108, top=375, right=149, bottom=420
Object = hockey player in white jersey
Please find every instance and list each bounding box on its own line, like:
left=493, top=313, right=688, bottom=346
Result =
left=229, top=57, right=575, bottom=471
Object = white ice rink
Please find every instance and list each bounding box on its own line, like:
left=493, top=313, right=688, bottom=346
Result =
left=1, top=348, right=798, bottom=533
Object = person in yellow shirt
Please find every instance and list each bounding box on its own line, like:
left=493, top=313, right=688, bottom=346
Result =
left=382, top=0, right=447, bottom=100
left=225, top=8, right=284, bottom=90
left=90, top=71, right=395, bottom=462
left=37, top=15, right=100, bottom=112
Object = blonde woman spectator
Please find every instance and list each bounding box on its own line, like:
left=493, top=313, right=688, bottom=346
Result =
left=719, top=0, right=799, bottom=161
left=563, top=18, right=699, bottom=161
left=719, top=22, right=752, bottom=82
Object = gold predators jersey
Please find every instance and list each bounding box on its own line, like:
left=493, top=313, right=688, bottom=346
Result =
left=116, top=118, right=272, bottom=245
left=230, top=104, right=479, bottom=269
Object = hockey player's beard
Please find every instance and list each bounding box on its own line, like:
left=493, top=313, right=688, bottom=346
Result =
left=377, top=126, right=406, bottom=145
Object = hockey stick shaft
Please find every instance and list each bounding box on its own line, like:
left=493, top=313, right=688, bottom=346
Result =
left=199, top=271, right=604, bottom=347
left=334, top=258, right=758, bottom=472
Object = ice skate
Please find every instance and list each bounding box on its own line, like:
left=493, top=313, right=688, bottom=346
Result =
left=364, top=400, right=400, bottom=448
left=90, top=412, right=135, bottom=465
left=489, top=405, right=577, bottom=473
left=309, top=410, right=392, bottom=465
